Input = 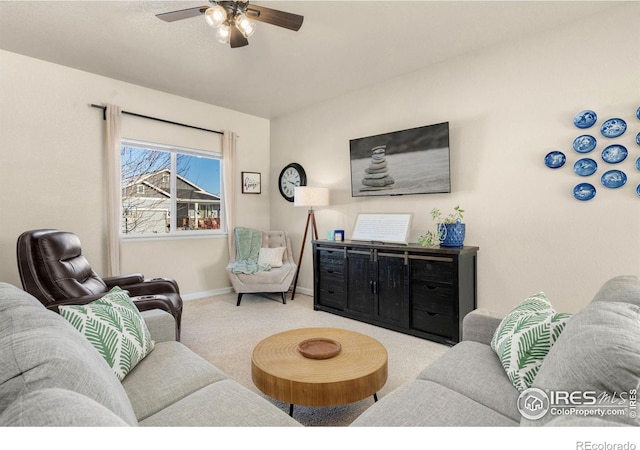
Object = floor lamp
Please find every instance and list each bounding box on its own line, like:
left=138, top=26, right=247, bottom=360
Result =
left=292, top=186, right=329, bottom=300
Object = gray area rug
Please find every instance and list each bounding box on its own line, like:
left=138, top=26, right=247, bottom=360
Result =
left=181, top=292, right=449, bottom=426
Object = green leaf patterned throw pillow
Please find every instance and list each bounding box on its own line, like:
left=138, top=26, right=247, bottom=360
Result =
left=59, top=287, right=154, bottom=381
left=490, top=293, right=572, bottom=392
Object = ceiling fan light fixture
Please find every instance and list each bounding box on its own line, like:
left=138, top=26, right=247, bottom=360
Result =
left=204, top=5, right=227, bottom=28
left=235, top=13, right=256, bottom=38
left=216, top=24, right=231, bottom=44
left=156, top=1, right=304, bottom=48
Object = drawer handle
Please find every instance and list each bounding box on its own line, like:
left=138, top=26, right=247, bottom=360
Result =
left=426, top=285, right=437, bottom=290
left=327, top=270, right=334, bottom=274
left=328, top=290, right=334, bottom=294
left=426, top=312, right=437, bottom=317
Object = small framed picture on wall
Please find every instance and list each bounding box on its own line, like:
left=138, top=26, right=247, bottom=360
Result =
left=241, top=172, right=261, bottom=194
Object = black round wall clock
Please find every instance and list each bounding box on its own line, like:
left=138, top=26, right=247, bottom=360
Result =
left=278, top=163, right=307, bottom=202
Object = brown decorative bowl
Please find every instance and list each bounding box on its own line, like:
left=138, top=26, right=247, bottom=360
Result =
left=297, top=338, right=341, bottom=360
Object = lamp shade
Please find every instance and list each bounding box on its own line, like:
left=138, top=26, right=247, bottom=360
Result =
left=205, top=5, right=227, bottom=28
left=235, top=13, right=256, bottom=38
left=216, top=25, right=230, bottom=44
left=294, top=187, right=329, bottom=207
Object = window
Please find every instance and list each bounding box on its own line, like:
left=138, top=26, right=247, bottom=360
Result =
left=121, top=139, right=223, bottom=237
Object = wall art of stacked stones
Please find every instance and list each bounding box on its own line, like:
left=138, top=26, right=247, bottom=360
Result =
left=360, top=145, right=395, bottom=192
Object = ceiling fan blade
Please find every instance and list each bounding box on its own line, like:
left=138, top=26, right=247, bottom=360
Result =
left=230, top=26, right=249, bottom=48
left=246, top=4, right=303, bottom=31
left=156, top=6, right=208, bottom=22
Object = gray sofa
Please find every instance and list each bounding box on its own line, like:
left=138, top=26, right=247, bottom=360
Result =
left=0, top=282, right=300, bottom=427
left=352, top=275, right=640, bottom=427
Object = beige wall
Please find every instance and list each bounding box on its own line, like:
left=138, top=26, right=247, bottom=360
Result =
left=2, top=3, right=639, bottom=309
left=270, top=4, right=640, bottom=314
left=0, top=50, right=270, bottom=296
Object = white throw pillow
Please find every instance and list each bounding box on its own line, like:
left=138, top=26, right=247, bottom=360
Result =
left=258, top=247, right=286, bottom=268
left=490, top=292, right=572, bottom=392
left=59, top=287, right=155, bottom=381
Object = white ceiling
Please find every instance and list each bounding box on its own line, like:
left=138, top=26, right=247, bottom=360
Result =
left=0, top=1, right=618, bottom=119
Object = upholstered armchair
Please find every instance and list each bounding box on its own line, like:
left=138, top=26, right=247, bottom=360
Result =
left=16, top=229, right=183, bottom=340
left=226, top=229, right=297, bottom=306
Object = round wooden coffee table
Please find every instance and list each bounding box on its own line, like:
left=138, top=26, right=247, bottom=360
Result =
left=251, top=327, right=388, bottom=416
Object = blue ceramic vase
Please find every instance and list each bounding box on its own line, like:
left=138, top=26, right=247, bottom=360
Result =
left=439, top=223, right=465, bottom=248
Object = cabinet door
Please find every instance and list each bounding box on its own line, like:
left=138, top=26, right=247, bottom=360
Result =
left=347, top=250, right=373, bottom=316
left=376, top=253, right=408, bottom=326
left=316, top=248, right=346, bottom=310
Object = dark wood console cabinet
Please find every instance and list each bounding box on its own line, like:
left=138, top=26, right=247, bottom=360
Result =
left=312, top=240, right=478, bottom=345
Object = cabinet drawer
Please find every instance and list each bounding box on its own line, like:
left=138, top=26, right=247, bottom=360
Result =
left=411, top=259, right=454, bottom=285
left=318, top=285, right=345, bottom=310
left=318, top=273, right=344, bottom=292
left=318, top=265, right=344, bottom=281
left=319, top=251, right=345, bottom=271
left=412, top=309, right=456, bottom=339
left=319, top=248, right=344, bottom=260
left=412, top=284, right=456, bottom=316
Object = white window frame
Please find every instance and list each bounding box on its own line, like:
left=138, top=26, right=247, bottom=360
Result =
left=120, top=138, right=226, bottom=240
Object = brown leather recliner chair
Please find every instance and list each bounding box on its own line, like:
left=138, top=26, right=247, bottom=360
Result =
left=16, top=229, right=183, bottom=340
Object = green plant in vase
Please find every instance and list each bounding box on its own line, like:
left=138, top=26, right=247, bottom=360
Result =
left=418, top=205, right=465, bottom=248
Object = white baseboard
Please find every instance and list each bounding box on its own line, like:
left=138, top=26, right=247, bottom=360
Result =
left=293, top=286, right=313, bottom=297
left=182, top=286, right=314, bottom=301
left=182, top=287, right=232, bottom=301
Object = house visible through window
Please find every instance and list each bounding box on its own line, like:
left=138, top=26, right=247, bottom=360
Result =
left=121, top=139, right=223, bottom=236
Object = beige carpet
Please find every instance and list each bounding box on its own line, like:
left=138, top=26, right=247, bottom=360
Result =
left=180, top=291, right=450, bottom=427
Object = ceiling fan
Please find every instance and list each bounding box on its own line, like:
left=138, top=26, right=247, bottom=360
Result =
left=156, top=1, right=304, bottom=48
